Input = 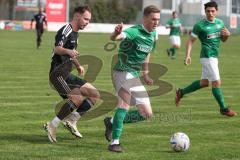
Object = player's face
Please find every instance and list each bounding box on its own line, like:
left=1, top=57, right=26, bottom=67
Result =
left=144, top=12, right=160, bottom=32
left=205, top=7, right=217, bottom=22
left=77, top=11, right=91, bottom=30
left=39, top=7, right=43, bottom=13
left=173, top=12, right=177, bottom=18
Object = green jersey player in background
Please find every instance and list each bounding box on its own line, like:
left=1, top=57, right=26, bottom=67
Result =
left=104, top=5, right=160, bottom=152
left=175, top=1, right=237, bottom=117
left=166, top=11, right=182, bottom=59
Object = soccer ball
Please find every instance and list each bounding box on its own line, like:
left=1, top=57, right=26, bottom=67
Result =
left=170, top=132, right=190, bottom=152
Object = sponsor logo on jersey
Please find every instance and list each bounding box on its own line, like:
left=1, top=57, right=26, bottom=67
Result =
left=216, top=24, right=221, bottom=29
left=136, top=44, right=152, bottom=53
left=172, top=24, right=181, bottom=27
left=207, top=32, right=220, bottom=39
left=138, top=36, right=147, bottom=40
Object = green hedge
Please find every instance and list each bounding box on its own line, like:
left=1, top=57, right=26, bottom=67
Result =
left=89, top=0, right=138, bottom=23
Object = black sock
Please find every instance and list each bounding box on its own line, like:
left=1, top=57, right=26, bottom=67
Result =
left=76, top=98, right=93, bottom=116
left=57, top=100, right=77, bottom=120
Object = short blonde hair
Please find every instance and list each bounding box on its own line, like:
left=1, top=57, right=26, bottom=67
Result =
left=143, top=5, right=160, bottom=16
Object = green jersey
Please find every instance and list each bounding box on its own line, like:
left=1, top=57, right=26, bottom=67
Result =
left=114, top=25, right=157, bottom=77
left=166, top=18, right=182, bottom=36
left=192, top=18, right=224, bottom=58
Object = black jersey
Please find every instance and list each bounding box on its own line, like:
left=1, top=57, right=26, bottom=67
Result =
left=50, top=24, right=79, bottom=73
left=32, top=12, right=47, bottom=30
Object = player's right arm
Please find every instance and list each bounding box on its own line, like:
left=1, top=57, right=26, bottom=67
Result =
left=54, top=46, right=78, bottom=58
left=54, top=26, right=78, bottom=58
left=54, top=47, right=84, bottom=74
left=110, top=23, right=124, bottom=41
left=54, top=25, right=84, bottom=75
left=165, top=19, right=172, bottom=29
left=185, top=23, right=199, bottom=66
left=165, top=25, right=170, bottom=29
left=54, top=46, right=84, bottom=75
left=30, top=15, right=35, bottom=29
left=185, top=36, right=196, bottom=66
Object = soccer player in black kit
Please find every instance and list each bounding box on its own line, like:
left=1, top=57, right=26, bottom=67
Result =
left=31, top=7, right=47, bottom=49
left=43, top=6, right=100, bottom=143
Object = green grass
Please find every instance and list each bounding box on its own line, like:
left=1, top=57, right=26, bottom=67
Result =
left=0, top=30, right=240, bottom=160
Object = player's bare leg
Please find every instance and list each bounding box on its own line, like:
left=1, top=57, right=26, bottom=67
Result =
left=63, top=83, right=100, bottom=138
left=44, top=88, right=84, bottom=142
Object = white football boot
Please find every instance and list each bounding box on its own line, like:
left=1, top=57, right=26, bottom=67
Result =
left=43, top=122, right=57, bottom=143
left=62, top=111, right=83, bottom=138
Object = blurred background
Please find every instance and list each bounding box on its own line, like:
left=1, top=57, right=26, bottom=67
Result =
left=0, top=0, right=239, bottom=33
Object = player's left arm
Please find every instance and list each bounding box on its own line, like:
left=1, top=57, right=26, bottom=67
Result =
left=166, top=24, right=171, bottom=29
left=180, top=23, right=183, bottom=36
left=165, top=20, right=172, bottom=29
left=54, top=46, right=84, bottom=75
left=72, top=56, right=84, bottom=76
left=220, top=27, right=230, bottom=42
left=44, top=16, right=48, bottom=29
left=142, top=54, right=153, bottom=85
left=30, top=16, right=35, bottom=29
left=110, top=23, right=124, bottom=41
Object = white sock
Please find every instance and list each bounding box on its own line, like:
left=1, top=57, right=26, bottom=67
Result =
left=69, top=111, right=81, bottom=122
left=51, top=116, right=61, bottom=127
left=110, top=117, right=113, bottom=124
left=72, top=111, right=81, bottom=120
left=111, top=139, right=120, bottom=145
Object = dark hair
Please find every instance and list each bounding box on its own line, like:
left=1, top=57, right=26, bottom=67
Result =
left=172, top=11, right=177, bottom=15
left=204, top=1, right=218, bottom=10
left=74, top=5, right=91, bottom=14
left=143, top=5, right=160, bottom=16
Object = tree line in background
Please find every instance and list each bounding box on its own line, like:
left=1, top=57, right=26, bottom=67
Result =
left=0, top=0, right=139, bottom=24
left=70, top=0, right=139, bottom=24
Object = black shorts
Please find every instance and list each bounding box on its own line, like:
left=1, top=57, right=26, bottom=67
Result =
left=49, top=60, right=86, bottom=99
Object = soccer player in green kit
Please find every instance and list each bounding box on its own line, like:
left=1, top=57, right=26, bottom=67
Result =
left=166, top=11, right=182, bottom=59
left=175, top=1, right=237, bottom=117
left=103, top=5, right=160, bottom=152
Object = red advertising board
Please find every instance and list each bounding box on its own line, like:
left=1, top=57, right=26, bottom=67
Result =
left=46, top=0, right=66, bottom=22
left=230, top=14, right=237, bottom=29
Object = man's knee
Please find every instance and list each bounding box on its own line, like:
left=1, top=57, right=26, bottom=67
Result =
left=200, top=79, right=209, bottom=87
left=92, top=89, right=100, bottom=99
left=80, top=83, right=100, bottom=101
left=138, top=105, right=153, bottom=119
left=143, top=110, right=153, bottom=119
left=212, top=80, right=221, bottom=88
left=68, top=94, right=84, bottom=107
left=87, top=89, right=100, bottom=104
left=174, top=45, right=180, bottom=49
left=140, top=111, right=152, bottom=120
left=68, top=88, right=84, bottom=106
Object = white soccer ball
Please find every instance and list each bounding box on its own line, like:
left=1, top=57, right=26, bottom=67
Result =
left=170, top=132, right=190, bottom=152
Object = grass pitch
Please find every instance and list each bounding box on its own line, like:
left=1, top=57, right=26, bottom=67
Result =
left=0, top=30, right=240, bottom=160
